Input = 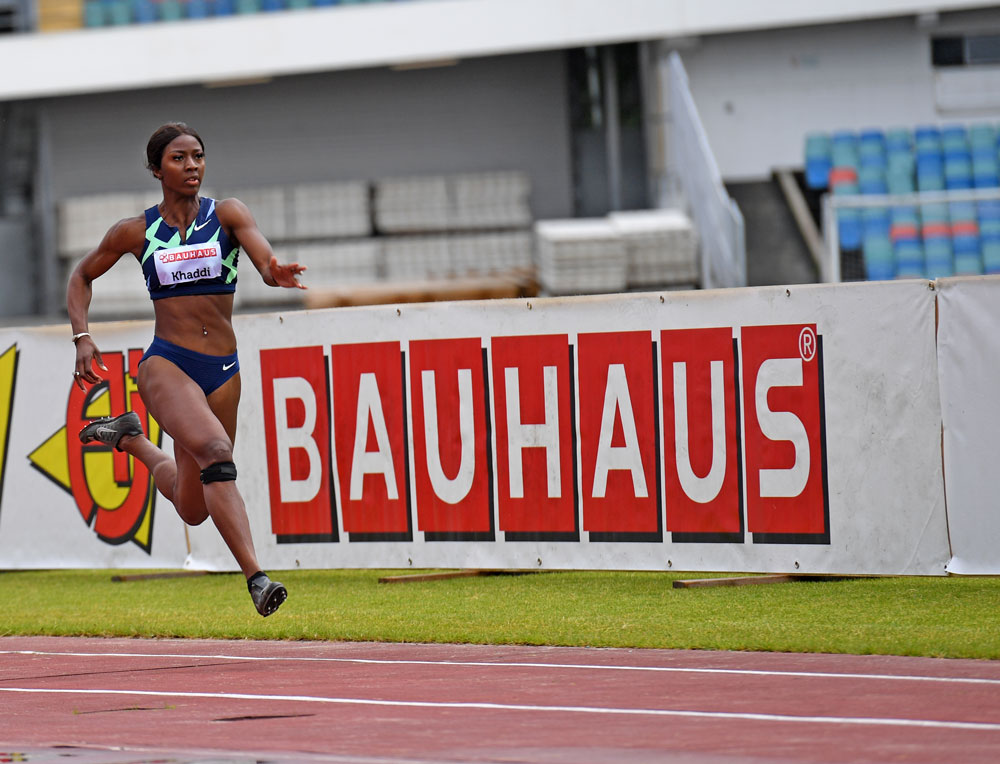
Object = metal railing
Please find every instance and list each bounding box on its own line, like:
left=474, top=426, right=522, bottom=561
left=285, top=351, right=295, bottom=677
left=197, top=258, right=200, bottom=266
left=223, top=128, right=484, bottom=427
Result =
left=821, top=186, right=1000, bottom=283
left=666, top=51, right=746, bottom=290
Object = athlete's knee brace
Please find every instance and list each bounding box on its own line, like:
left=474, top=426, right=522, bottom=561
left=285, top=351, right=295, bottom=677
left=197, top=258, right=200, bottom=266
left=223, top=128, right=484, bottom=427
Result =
left=200, top=460, right=237, bottom=484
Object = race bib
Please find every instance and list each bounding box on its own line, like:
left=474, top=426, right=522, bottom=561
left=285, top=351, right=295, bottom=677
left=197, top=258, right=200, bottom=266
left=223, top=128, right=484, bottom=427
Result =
left=154, top=241, right=222, bottom=287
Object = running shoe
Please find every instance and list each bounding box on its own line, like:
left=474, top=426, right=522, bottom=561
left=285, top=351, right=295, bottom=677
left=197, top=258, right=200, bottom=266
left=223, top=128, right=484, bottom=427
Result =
left=248, top=574, right=287, bottom=617
left=78, top=411, right=144, bottom=451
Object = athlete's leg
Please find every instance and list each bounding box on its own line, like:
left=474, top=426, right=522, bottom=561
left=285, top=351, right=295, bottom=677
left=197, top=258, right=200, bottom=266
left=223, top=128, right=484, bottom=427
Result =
left=136, top=355, right=261, bottom=578
left=117, top=431, right=182, bottom=507
left=115, top=432, right=214, bottom=526
left=168, top=444, right=210, bottom=525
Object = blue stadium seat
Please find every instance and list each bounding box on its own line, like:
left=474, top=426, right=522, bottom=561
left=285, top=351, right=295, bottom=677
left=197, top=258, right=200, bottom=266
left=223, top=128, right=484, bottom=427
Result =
left=839, top=209, right=863, bottom=251
left=805, top=132, right=831, bottom=158
left=859, top=129, right=886, bottom=170
left=973, top=147, right=999, bottom=188
left=945, top=155, right=973, bottom=190
left=917, top=156, right=944, bottom=192
left=894, top=239, right=924, bottom=279
left=887, top=170, right=915, bottom=194
left=979, top=200, right=1000, bottom=236
left=830, top=167, right=862, bottom=250
left=864, top=233, right=895, bottom=280
left=187, top=0, right=210, bottom=17
left=915, top=126, right=942, bottom=159
left=924, top=236, right=954, bottom=278
left=969, top=124, right=996, bottom=151
left=953, top=234, right=983, bottom=275
left=941, top=124, right=969, bottom=155
left=132, top=0, right=156, bottom=21
left=862, top=206, right=890, bottom=235
left=886, top=127, right=913, bottom=155
left=891, top=205, right=919, bottom=227
left=804, top=132, right=832, bottom=189
left=831, top=131, right=859, bottom=169
left=858, top=166, right=887, bottom=194
left=983, top=234, right=1000, bottom=274
left=806, top=157, right=831, bottom=189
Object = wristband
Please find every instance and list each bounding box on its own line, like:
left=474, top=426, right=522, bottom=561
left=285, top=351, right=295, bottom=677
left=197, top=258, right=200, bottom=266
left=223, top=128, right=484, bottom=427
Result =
left=72, top=332, right=91, bottom=343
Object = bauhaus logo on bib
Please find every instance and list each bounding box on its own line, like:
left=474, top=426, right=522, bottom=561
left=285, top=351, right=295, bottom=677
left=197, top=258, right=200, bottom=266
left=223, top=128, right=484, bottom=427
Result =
left=154, top=242, right=222, bottom=286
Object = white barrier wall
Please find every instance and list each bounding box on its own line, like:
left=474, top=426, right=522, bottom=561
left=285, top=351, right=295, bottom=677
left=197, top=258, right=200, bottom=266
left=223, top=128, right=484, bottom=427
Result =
left=938, top=277, right=1000, bottom=575
left=0, top=278, right=956, bottom=575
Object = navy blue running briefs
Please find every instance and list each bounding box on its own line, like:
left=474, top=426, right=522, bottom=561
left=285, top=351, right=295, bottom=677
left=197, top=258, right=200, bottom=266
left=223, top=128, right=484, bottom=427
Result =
left=139, top=336, right=239, bottom=396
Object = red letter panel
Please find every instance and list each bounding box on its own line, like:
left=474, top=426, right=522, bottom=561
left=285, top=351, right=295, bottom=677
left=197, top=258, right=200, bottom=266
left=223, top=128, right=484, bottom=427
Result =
left=741, top=324, right=828, bottom=541
left=578, top=331, right=659, bottom=536
left=331, top=341, right=411, bottom=538
left=260, top=346, right=336, bottom=542
left=661, top=328, right=743, bottom=539
left=491, top=334, right=576, bottom=537
left=409, top=338, right=492, bottom=538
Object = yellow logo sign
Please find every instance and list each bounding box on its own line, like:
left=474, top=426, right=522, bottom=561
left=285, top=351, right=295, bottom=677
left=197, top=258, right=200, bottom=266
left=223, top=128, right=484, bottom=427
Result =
left=0, top=344, right=17, bottom=510
left=28, top=348, right=161, bottom=551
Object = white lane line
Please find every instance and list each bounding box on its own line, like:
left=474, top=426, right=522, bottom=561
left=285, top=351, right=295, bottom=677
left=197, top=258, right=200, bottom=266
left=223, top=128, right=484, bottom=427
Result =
left=2, top=686, right=999, bottom=732
left=2, top=649, right=999, bottom=687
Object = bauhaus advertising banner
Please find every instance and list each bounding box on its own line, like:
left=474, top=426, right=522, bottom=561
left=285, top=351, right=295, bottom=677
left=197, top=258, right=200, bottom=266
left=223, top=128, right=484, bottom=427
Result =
left=0, top=280, right=950, bottom=575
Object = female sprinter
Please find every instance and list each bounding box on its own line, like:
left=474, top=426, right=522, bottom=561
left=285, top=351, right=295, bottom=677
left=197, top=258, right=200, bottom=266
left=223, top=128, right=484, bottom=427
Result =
left=67, top=122, right=306, bottom=617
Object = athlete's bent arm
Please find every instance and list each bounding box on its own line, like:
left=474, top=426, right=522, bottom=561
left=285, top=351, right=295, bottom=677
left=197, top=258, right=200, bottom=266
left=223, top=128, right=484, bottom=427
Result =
left=66, top=216, right=143, bottom=390
left=216, top=198, right=307, bottom=290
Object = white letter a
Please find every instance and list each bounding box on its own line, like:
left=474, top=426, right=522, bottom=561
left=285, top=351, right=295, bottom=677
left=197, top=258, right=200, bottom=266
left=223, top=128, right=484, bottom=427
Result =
left=350, top=373, right=399, bottom=501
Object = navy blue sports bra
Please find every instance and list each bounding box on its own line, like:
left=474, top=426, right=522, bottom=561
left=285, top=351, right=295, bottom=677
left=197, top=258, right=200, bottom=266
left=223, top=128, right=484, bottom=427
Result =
left=140, top=197, right=239, bottom=300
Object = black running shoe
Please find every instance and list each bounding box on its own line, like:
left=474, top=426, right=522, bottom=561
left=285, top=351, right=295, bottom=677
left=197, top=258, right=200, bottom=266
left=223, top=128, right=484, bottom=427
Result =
left=78, top=411, right=144, bottom=451
left=249, top=574, right=287, bottom=617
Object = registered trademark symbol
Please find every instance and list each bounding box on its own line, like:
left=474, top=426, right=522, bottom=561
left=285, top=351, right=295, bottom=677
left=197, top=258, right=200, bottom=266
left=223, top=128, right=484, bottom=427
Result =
left=799, top=326, right=817, bottom=362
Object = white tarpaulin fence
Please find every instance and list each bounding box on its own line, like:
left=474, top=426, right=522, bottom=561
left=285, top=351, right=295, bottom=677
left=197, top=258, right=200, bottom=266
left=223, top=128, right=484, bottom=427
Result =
left=0, top=276, right=970, bottom=575
left=937, top=276, right=1000, bottom=575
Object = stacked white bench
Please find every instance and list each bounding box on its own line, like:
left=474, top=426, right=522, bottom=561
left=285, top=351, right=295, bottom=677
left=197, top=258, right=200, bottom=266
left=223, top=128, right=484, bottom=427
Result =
left=534, top=209, right=699, bottom=295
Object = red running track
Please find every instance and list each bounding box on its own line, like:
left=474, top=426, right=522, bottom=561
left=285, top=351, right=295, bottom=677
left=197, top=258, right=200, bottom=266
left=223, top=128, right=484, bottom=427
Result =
left=1, top=636, right=999, bottom=764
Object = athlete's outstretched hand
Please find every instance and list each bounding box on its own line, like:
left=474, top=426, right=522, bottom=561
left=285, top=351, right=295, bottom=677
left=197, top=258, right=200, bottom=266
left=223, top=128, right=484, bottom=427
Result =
left=73, top=335, right=108, bottom=391
left=269, top=256, right=307, bottom=289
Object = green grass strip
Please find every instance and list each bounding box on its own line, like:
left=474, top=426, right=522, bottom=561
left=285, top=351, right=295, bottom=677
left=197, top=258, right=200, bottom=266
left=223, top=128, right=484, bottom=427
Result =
left=3, top=570, right=999, bottom=659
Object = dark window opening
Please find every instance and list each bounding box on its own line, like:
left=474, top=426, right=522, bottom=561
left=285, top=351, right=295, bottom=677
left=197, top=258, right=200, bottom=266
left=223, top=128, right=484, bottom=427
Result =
left=932, top=33, right=1000, bottom=67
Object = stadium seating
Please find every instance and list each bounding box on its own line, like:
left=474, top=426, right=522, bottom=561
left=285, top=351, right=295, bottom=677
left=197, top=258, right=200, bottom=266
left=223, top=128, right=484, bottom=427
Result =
left=804, top=120, right=1000, bottom=281
left=78, top=0, right=411, bottom=25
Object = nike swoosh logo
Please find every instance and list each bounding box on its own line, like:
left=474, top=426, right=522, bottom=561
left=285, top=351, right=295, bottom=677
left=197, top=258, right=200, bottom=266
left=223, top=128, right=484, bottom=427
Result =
left=222, top=361, right=237, bottom=371
left=194, top=220, right=212, bottom=232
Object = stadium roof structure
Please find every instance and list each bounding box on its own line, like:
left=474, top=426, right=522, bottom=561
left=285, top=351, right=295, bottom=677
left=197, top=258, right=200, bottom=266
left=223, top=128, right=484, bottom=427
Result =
left=1, top=0, right=997, bottom=101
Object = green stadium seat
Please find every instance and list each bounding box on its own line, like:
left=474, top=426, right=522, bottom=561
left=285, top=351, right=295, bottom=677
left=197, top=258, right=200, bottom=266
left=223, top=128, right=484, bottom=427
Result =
left=83, top=0, right=105, bottom=24
left=103, top=0, right=131, bottom=24
left=159, top=0, right=184, bottom=20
